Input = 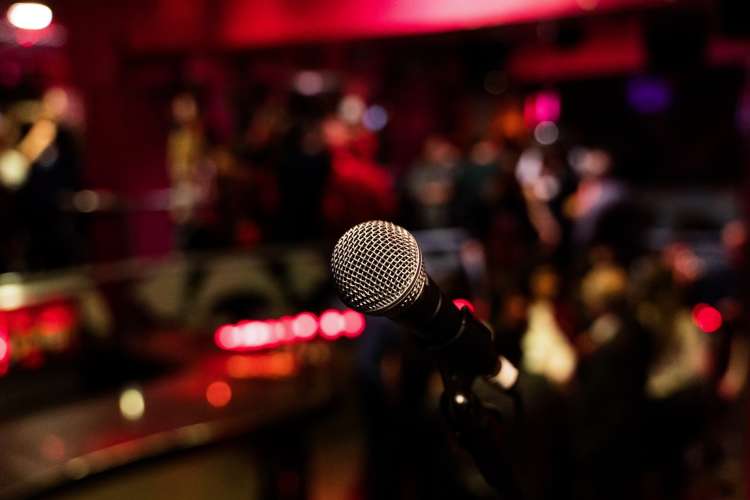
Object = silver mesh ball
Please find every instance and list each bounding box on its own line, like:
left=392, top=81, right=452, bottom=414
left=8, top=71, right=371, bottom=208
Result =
left=331, top=220, right=427, bottom=315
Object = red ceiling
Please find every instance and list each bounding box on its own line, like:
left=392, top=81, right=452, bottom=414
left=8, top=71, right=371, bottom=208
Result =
left=129, top=0, right=660, bottom=50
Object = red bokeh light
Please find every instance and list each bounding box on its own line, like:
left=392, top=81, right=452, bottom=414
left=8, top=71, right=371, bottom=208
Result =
left=342, top=310, right=366, bottom=338
left=214, top=309, right=366, bottom=351
left=270, top=319, right=293, bottom=343
left=0, top=332, right=8, bottom=376
left=692, top=303, right=723, bottom=333
left=206, top=380, right=232, bottom=408
left=319, top=309, right=345, bottom=339
left=215, top=324, right=238, bottom=350
left=452, top=298, right=476, bottom=313
left=38, top=303, right=76, bottom=334
left=0, top=334, right=7, bottom=362
left=292, top=312, right=318, bottom=339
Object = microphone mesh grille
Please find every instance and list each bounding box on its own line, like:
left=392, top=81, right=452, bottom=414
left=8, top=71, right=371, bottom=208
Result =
left=331, top=220, right=426, bottom=315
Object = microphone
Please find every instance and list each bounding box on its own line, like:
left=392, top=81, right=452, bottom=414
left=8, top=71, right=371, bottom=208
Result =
left=330, top=220, right=518, bottom=389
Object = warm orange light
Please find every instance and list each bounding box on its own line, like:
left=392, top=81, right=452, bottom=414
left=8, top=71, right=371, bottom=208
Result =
left=7, top=3, right=52, bottom=30
left=206, top=380, right=232, bottom=407
left=119, top=387, right=145, bottom=421
left=226, top=352, right=297, bottom=379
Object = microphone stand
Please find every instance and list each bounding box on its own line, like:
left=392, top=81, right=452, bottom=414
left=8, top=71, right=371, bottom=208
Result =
left=438, top=369, right=525, bottom=500
left=426, top=309, right=527, bottom=500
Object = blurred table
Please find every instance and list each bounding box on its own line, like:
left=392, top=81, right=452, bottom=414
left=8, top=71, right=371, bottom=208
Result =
left=0, top=353, right=334, bottom=499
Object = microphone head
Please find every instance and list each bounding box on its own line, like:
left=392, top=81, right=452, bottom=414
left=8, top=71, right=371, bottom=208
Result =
left=331, top=220, right=427, bottom=315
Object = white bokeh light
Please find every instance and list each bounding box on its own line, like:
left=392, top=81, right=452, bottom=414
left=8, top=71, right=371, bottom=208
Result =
left=7, top=3, right=52, bottom=30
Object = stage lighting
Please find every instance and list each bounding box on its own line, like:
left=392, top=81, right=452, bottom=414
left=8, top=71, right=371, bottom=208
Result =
left=7, top=2, right=52, bottom=31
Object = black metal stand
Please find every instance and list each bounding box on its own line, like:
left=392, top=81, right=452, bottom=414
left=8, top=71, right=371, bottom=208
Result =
left=438, top=366, right=526, bottom=500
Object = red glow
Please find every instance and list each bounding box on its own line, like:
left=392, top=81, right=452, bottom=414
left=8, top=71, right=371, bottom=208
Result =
left=342, top=310, right=366, bottom=338
left=215, top=325, right=238, bottom=349
left=0, top=333, right=7, bottom=360
left=508, top=26, right=644, bottom=82
left=270, top=319, right=292, bottom=343
left=21, top=349, right=44, bottom=369
left=8, top=310, right=33, bottom=332
left=206, top=380, right=232, bottom=407
left=292, top=312, right=318, bottom=339
left=38, top=304, right=76, bottom=334
left=452, top=298, right=476, bottom=313
left=212, top=0, right=654, bottom=50
left=692, top=304, right=723, bottom=334
left=0, top=333, right=8, bottom=376
left=319, top=309, right=345, bottom=339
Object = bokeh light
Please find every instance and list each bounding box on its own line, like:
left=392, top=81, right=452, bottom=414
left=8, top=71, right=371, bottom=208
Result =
left=294, top=71, right=324, bottom=96
left=319, top=309, right=345, bottom=339
left=119, top=387, right=145, bottom=421
left=292, top=312, right=318, bottom=339
left=524, top=91, right=560, bottom=125
left=627, top=76, right=672, bottom=114
left=534, top=121, right=559, bottom=145
left=342, top=310, right=366, bottom=338
left=7, top=2, right=52, bottom=30
left=339, top=95, right=366, bottom=124
left=692, top=304, right=723, bottom=333
left=362, top=105, right=388, bottom=131
left=0, top=335, right=7, bottom=362
left=206, top=380, right=232, bottom=408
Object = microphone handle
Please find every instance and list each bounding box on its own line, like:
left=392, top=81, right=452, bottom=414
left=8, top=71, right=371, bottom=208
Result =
left=422, top=306, right=501, bottom=378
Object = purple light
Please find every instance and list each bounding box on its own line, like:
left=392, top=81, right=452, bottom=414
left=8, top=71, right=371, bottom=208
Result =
left=627, top=76, right=671, bottom=114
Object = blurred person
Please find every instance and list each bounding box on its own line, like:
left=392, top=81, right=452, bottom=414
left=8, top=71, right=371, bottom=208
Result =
left=455, top=139, right=520, bottom=239
left=515, top=145, right=572, bottom=254
left=571, top=257, right=653, bottom=500
left=715, top=220, right=748, bottom=401
left=454, top=140, right=502, bottom=237
left=0, top=86, right=83, bottom=270
left=566, top=147, right=646, bottom=265
left=233, top=91, right=289, bottom=243
left=402, top=136, right=460, bottom=229
left=275, top=115, right=331, bottom=241
left=520, top=265, right=577, bottom=386
left=0, top=111, right=22, bottom=270
left=321, top=112, right=396, bottom=237
left=459, top=139, right=538, bottom=297
left=167, top=91, right=219, bottom=250
left=627, top=255, right=722, bottom=498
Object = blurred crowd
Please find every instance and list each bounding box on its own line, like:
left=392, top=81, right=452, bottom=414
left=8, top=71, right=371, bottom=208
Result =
left=161, top=72, right=747, bottom=498
left=1, top=63, right=748, bottom=498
